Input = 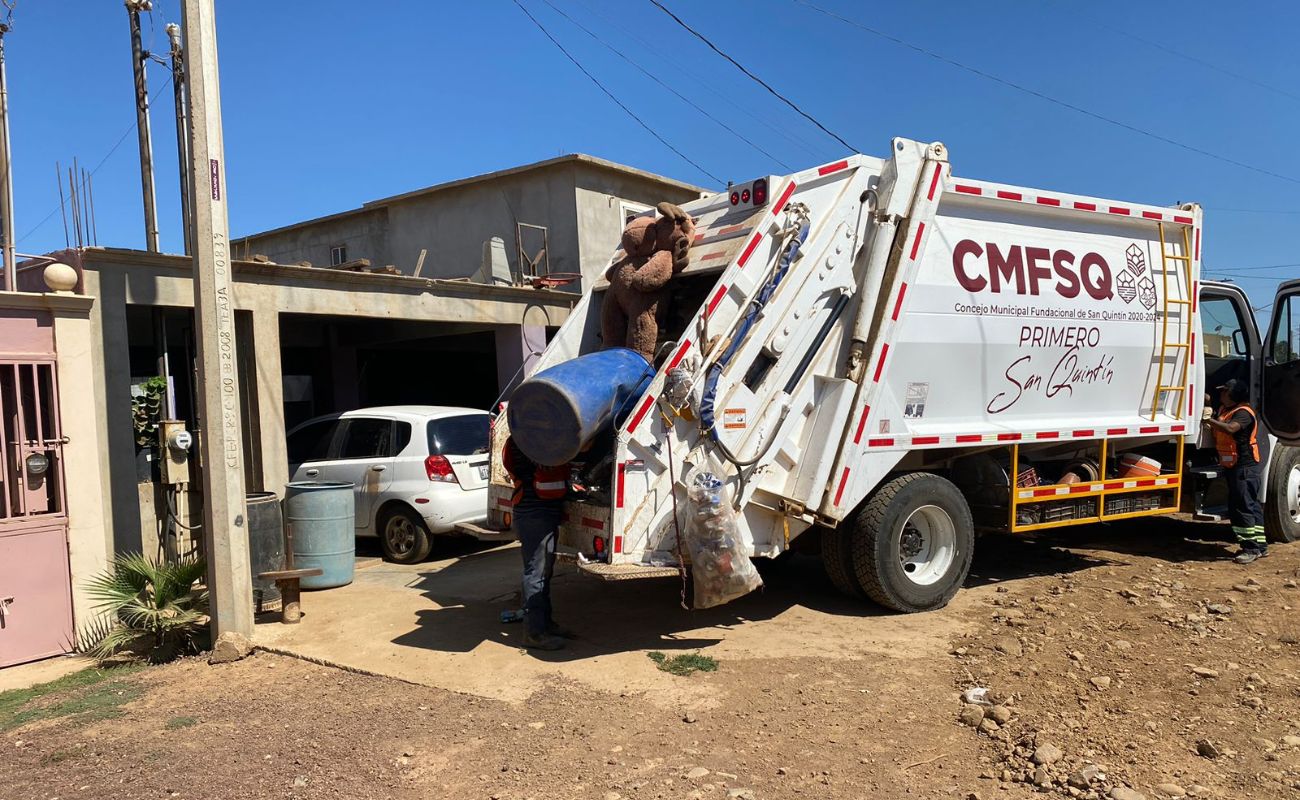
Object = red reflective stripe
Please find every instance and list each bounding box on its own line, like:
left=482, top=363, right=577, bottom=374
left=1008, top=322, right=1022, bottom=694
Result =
left=1142, top=211, right=1162, bottom=220
left=956, top=434, right=982, bottom=443
left=496, top=498, right=512, bottom=509
left=1109, top=206, right=1131, bottom=216
left=834, top=467, right=850, bottom=505
left=955, top=184, right=981, bottom=195
left=853, top=405, right=871, bottom=444
left=1036, top=431, right=1060, bottom=439
left=1107, top=427, right=1128, bottom=435
left=1073, top=429, right=1095, bottom=437
left=1033, top=487, right=1057, bottom=497
left=716, top=224, right=745, bottom=235
left=997, top=190, right=1022, bottom=200
left=582, top=516, right=604, bottom=530
left=667, top=339, right=691, bottom=370
left=616, top=462, right=626, bottom=508
left=1074, top=201, right=1097, bottom=211
left=909, top=222, right=926, bottom=260
left=891, top=282, right=908, bottom=321
left=868, top=437, right=894, bottom=447
left=1139, top=426, right=1160, bottom=434
left=627, top=396, right=655, bottom=433
left=927, top=164, right=942, bottom=200
left=1174, top=215, right=1193, bottom=225
left=1195, top=228, right=1201, bottom=260
left=1172, top=423, right=1186, bottom=433
left=997, top=433, right=1021, bottom=441
left=1036, top=196, right=1061, bottom=207
left=772, top=181, right=797, bottom=214
left=872, top=343, right=889, bottom=382
left=913, top=436, right=940, bottom=445
left=818, top=159, right=849, bottom=176
left=1069, top=484, right=1093, bottom=494
left=706, top=284, right=727, bottom=317
left=613, top=535, right=623, bottom=554
left=700, top=251, right=727, bottom=260
left=1191, top=281, right=1198, bottom=312
left=737, top=233, right=763, bottom=268
left=1190, top=331, right=1196, bottom=364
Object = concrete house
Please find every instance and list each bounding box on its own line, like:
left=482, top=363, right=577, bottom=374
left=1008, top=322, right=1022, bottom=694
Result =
left=234, top=153, right=707, bottom=289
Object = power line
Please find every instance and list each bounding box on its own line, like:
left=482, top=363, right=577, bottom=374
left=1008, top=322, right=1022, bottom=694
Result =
left=510, top=0, right=723, bottom=185
left=539, top=0, right=792, bottom=171
left=1205, top=207, right=1300, bottom=215
left=795, top=1, right=1300, bottom=187
left=570, top=0, right=831, bottom=161
left=1205, top=262, right=1300, bottom=274
left=1078, top=13, right=1300, bottom=105
left=17, top=74, right=173, bottom=246
left=647, top=0, right=859, bottom=154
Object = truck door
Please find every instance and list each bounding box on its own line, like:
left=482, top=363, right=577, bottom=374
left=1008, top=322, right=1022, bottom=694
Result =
left=1261, top=279, right=1300, bottom=445
left=1196, top=284, right=1265, bottom=461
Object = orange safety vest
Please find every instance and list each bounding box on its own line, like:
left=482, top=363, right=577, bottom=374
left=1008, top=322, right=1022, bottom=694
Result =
left=502, top=438, right=569, bottom=503
left=1213, top=403, right=1260, bottom=468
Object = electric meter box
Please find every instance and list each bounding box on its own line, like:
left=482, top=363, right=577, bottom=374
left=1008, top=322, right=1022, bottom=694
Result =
left=160, top=419, right=192, bottom=485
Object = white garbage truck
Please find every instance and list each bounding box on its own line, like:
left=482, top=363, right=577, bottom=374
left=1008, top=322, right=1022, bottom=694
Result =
left=489, top=137, right=1300, bottom=611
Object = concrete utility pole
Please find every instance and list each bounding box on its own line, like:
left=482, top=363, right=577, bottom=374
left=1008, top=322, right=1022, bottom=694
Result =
left=0, top=19, right=16, bottom=291
left=126, top=0, right=160, bottom=253
left=181, top=0, right=253, bottom=637
left=165, top=22, right=191, bottom=255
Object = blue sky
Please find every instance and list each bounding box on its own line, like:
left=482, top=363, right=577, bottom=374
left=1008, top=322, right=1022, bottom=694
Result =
left=7, top=0, right=1298, bottom=310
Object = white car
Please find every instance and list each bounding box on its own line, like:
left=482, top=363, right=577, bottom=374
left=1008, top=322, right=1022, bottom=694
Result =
left=286, top=406, right=491, bottom=563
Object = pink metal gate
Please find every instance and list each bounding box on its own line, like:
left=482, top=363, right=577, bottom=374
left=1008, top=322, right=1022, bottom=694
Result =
left=0, top=357, right=73, bottom=668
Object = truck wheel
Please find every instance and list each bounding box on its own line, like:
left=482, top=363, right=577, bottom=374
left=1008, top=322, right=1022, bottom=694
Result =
left=1265, top=445, right=1300, bottom=543
left=379, top=506, right=433, bottom=564
left=849, top=473, right=974, bottom=612
left=820, top=524, right=864, bottom=598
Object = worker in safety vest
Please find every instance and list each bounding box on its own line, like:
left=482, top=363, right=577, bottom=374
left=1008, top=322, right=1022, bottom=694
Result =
left=1202, top=379, right=1267, bottom=563
left=502, top=436, right=575, bottom=650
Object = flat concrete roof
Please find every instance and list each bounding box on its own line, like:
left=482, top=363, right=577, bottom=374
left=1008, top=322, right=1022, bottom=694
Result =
left=236, top=153, right=710, bottom=243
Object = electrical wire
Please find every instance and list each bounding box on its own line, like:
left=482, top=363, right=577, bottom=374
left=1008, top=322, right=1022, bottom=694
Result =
left=570, top=0, right=832, bottom=161
left=18, top=75, right=174, bottom=245
left=510, top=0, right=723, bottom=186
left=538, top=0, right=792, bottom=171
left=795, top=1, right=1300, bottom=187
left=647, top=0, right=859, bottom=154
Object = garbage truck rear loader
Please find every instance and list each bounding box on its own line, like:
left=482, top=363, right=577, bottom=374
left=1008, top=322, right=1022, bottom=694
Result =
left=491, top=137, right=1300, bottom=611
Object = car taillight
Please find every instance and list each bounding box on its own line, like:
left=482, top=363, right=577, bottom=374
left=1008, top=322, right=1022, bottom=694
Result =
left=425, top=455, right=458, bottom=483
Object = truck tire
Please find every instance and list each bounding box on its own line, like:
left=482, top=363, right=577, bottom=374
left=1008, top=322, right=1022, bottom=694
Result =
left=849, top=473, right=974, bottom=613
left=820, top=524, right=864, bottom=598
left=1265, top=445, right=1300, bottom=544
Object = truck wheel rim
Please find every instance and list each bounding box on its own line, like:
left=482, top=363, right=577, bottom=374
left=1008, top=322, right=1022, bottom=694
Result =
left=386, top=517, right=416, bottom=556
left=898, top=505, right=957, bottom=586
left=1288, top=464, right=1300, bottom=523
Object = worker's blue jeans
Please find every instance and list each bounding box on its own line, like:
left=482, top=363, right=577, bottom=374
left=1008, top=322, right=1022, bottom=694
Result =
left=514, top=503, right=561, bottom=636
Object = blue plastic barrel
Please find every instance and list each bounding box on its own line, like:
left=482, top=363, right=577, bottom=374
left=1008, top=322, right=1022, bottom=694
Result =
left=508, top=348, right=654, bottom=465
left=284, top=481, right=355, bottom=589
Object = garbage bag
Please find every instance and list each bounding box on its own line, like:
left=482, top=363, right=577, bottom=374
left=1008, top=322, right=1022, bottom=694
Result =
left=684, top=466, right=762, bottom=609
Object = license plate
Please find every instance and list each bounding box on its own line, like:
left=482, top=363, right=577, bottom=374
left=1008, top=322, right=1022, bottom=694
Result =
left=477, top=465, right=489, bottom=480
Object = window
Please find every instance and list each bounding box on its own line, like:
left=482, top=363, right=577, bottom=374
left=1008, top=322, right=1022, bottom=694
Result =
left=339, top=418, right=393, bottom=459
left=330, top=244, right=348, bottom=266
left=1273, top=294, right=1299, bottom=365
left=393, top=421, right=413, bottom=454
left=1200, top=296, right=1247, bottom=362
left=287, top=419, right=338, bottom=464
left=620, top=202, right=651, bottom=226
left=426, top=414, right=490, bottom=456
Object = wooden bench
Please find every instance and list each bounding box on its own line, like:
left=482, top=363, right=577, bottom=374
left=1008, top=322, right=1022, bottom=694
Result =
left=257, top=568, right=323, bottom=624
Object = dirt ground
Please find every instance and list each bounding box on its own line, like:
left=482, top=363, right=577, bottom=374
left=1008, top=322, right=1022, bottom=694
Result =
left=3, top=518, right=1300, bottom=800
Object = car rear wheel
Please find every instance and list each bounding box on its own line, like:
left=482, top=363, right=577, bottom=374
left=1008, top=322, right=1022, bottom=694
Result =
left=1265, top=445, right=1300, bottom=543
left=379, top=506, right=433, bottom=564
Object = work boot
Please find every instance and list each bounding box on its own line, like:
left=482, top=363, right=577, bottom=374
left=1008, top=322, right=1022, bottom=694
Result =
left=1234, top=547, right=1268, bottom=565
left=523, top=631, right=566, bottom=651
left=547, top=622, right=578, bottom=640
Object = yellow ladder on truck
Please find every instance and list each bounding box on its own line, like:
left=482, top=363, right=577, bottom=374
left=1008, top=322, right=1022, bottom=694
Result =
left=1150, top=222, right=1194, bottom=421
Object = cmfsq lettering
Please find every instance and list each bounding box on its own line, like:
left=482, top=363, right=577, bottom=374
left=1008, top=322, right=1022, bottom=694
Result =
left=953, top=240, right=1113, bottom=301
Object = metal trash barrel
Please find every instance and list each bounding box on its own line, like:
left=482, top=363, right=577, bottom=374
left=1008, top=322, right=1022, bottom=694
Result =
left=246, top=491, right=286, bottom=611
left=283, top=481, right=355, bottom=589
left=508, top=347, right=654, bottom=466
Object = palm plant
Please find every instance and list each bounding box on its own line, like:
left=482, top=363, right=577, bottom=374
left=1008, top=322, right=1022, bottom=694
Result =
left=77, top=553, right=209, bottom=664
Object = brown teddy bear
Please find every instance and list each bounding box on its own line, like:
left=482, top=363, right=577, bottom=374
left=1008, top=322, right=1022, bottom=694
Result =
left=601, top=201, right=695, bottom=361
